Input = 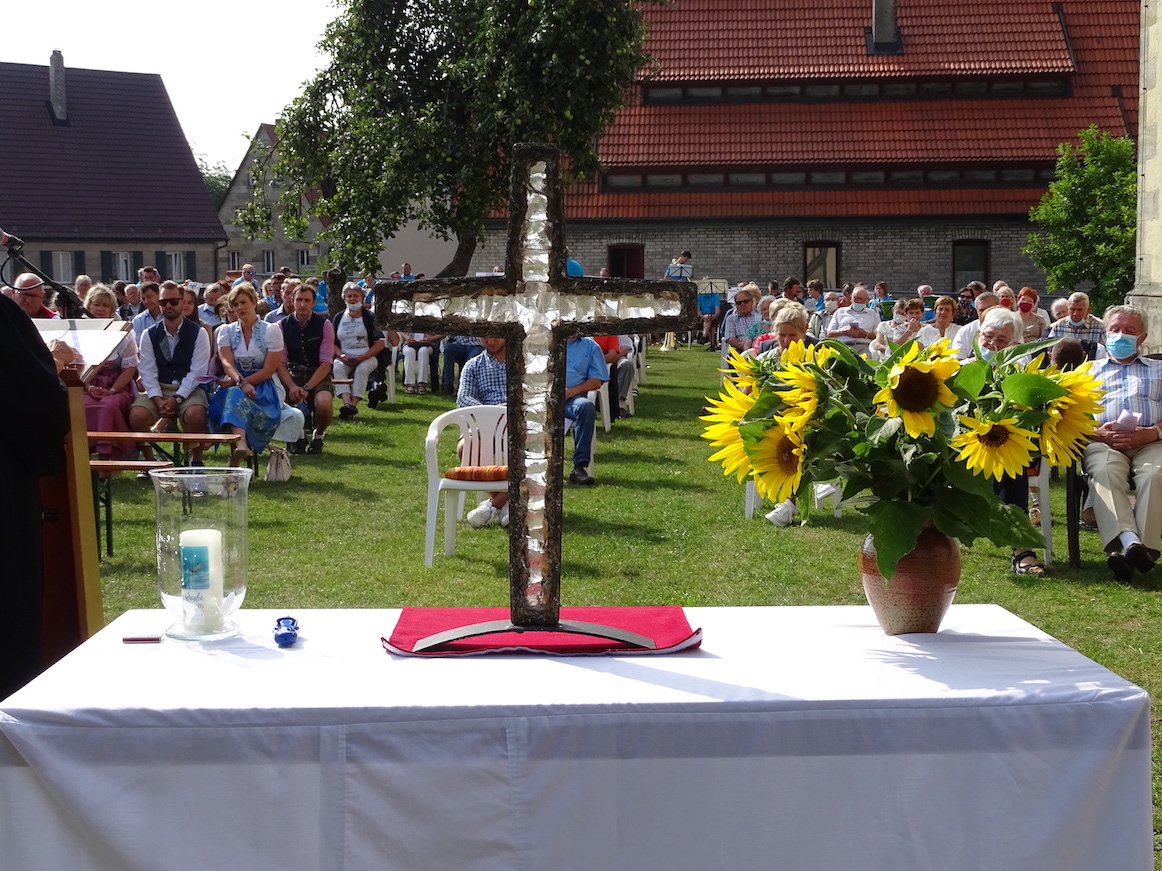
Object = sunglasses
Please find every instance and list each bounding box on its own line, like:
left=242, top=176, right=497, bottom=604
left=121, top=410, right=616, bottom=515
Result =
left=159, top=298, right=182, bottom=306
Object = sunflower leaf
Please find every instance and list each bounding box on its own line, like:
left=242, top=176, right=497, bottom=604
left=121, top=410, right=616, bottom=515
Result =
left=951, top=360, right=989, bottom=401
left=864, top=500, right=932, bottom=581
left=1001, top=373, right=1068, bottom=407
left=985, top=502, right=1045, bottom=549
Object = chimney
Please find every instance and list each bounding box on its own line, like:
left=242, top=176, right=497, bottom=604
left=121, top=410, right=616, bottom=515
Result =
left=49, top=50, right=67, bottom=123
left=868, top=0, right=903, bottom=55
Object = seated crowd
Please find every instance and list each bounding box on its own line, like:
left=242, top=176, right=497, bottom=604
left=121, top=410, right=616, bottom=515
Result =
left=14, top=259, right=1150, bottom=582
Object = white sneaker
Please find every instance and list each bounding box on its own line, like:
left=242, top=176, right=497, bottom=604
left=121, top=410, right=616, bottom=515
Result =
left=466, top=501, right=500, bottom=528
left=766, top=499, right=798, bottom=528
left=498, top=504, right=510, bottom=528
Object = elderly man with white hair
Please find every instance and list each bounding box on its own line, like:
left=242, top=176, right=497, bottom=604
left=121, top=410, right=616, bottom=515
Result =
left=949, top=289, right=999, bottom=359
left=1083, top=304, right=1162, bottom=581
left=1047, top=291, right=1105, bottom=359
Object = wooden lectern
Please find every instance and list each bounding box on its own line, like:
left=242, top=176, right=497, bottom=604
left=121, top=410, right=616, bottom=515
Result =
left=34, top=319, right=128, bottom=665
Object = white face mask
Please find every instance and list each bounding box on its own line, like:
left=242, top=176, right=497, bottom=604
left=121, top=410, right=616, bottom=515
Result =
left=346, top=301, right=363, bottom=312
left=892, top=313, right=906, bottom=323
left=824, top=300, right=838, bottom=312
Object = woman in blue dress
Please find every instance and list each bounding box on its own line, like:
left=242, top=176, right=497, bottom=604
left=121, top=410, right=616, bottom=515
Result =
left=209, top=284, right=283, bottom=465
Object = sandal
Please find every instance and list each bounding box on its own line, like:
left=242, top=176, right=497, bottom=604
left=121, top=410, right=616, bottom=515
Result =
left=1011, top=549, right=1045, bottom=576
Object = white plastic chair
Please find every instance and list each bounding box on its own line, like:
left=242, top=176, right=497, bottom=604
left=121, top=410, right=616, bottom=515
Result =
left=1029, top=462, right=1054, bottom=567
left=745, top=480, right=843, bottom=519
left=587, top=383, right=613, bottom=433
left=634, top=335, right=647, bottom=385
left=424, top=405, right=508, bottom=566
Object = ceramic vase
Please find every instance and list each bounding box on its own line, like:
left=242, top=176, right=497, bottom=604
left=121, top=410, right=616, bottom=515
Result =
left=859, top=523, right=962, bottom=635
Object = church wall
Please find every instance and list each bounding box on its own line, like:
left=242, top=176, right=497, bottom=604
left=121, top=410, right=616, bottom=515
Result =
left=470, top=217, right=1048, bottom=296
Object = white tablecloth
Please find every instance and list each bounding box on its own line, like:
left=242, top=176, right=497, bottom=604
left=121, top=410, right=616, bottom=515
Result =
left=0, top=605, right=1151, bottom=871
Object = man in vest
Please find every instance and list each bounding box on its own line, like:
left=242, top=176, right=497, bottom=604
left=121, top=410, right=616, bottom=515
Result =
left=278, top=284, right=335, bottom=454
left=129, top=282, right=212, bottom=463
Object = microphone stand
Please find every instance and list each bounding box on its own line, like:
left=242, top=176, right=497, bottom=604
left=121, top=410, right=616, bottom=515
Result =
left=3, top=240, right=94, bottom=319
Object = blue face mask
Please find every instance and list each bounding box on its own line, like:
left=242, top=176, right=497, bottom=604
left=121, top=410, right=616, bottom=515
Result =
left=1068, top=317, right=1086, bottom=327
left=851, top=302, right=867, bottom=313
left=1106, top=332, right=1139, bottom=360
left=346, top=301, right=364, bottom=312
left=978, top=346, right=996, bottom=361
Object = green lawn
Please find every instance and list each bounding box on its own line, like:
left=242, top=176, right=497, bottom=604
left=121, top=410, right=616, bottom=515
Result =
left=95, top=345, right=1162, bottom=858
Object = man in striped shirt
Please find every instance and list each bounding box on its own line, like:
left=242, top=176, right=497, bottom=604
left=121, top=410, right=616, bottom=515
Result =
left=1083, top=304, right=1162, bottom=580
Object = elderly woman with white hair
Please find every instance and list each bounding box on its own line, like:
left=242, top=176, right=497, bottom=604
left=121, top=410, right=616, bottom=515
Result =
left=754, top=302, right=811, bottom=358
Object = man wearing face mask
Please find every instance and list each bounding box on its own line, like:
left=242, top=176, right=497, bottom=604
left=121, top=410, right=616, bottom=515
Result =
left=1083, top=305, right=1162, bottom=580
left=1048, top=291, right=1105, bottom=360
left=808, top=290, right=840, bottom=338
left=826, top=284, right=878, bottom=354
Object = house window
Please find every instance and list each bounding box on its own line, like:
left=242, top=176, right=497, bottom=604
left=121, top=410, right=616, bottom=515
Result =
left=298, top=249, right=312, bottom=270
left=112, top=252, right=133, bottom=282
left=52, top=251, right=74, bottom=283
left=804, top=242, right=840, bottom=289
left=953, top=241, right=989, bottom=290
left=263, top=251, right=275, bottom=274
left=228, top=251, right=241, bottom=272
left=166, top=252, right=185, bottom=282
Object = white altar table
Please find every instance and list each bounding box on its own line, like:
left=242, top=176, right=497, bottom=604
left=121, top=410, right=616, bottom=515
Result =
left=0, top=605, right=1151, bottom=871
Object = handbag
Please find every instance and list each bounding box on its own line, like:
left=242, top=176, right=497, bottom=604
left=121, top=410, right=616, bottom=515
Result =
left=264, top=446, right=293, bottom=482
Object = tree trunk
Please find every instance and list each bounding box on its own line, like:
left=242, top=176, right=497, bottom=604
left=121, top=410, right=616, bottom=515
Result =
left=434, top=232, right=478, bottom=278
left=326, top=267, right=346, bottom=316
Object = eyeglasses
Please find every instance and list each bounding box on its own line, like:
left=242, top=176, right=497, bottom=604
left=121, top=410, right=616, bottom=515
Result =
left=159, top=298, right=182, bottom=306
left=735, top=298, right=753, bottom=305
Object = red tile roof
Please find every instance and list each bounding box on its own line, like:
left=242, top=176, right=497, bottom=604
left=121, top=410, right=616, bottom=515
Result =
left=641, top=0, right=1077, bottom=80
left=565, top=0, right=1138, bottom=221
left=0, top=61, right=225, bottom=242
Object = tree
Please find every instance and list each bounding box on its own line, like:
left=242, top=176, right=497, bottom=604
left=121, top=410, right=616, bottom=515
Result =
left=1024, top=125, right=1137, bottom=313
left=237, top=0, right=661, bottom=276
left=197, top=154, right=233, bottom=209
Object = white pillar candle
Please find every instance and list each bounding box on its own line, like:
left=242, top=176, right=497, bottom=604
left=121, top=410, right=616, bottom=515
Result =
left=179, top=528, right=224, bottom=629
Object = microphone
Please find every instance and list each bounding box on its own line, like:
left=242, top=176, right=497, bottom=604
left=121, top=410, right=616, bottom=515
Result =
left=0, top=229, right=24, bottom=248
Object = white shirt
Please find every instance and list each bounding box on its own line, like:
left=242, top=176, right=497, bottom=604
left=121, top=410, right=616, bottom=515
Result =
left=828, top=305, right=879, bottom=350
left=138, top=321, right=212, bottom=399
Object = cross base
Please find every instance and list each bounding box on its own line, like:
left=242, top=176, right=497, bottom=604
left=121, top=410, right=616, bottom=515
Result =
left=412, top=618, right=657, bottom=653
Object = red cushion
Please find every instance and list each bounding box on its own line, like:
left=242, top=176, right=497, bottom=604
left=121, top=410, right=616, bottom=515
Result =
left=443, top=465, right=508, bottom=482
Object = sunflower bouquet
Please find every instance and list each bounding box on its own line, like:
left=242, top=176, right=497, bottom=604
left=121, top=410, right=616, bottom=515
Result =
left=703, top=337, right=1105, bottom=578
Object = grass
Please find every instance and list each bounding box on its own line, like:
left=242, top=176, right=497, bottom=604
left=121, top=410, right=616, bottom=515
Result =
left=95, top=345, right=1162, bottom=859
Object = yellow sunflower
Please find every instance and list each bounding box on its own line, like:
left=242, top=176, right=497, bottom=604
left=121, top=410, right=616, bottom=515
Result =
left=701, top=379, right=758, bottom=482
left=873, top=342, right=960, bottom=438
left=749, top=419, right=806, bottom=503
left=775, top=363, right=822, bottom=432
left=1040, top=364, right=1105, bottom=466
left=778, top=340, right=833, bottom=369
left=719, top=347, right=759, bottom=390
left=951, top=415, right=1038, bottom=480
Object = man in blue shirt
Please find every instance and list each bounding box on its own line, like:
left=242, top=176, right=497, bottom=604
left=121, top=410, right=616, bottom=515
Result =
left=1084, top=304, right=1162, bottom=580
left=564, top=336, right=606, bottom=485
left=459, top=337, right=510, bottom=528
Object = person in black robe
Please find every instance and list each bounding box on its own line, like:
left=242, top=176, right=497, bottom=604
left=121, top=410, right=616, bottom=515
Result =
left=0, top=293, right=71, bottom=698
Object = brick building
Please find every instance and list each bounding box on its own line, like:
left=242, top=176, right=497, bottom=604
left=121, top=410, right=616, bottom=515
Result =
left=218, top=124, right=330, bottom=280
left=0, top=52, right=224, bottom=286
left=470, top=0, right=1139, bottom=294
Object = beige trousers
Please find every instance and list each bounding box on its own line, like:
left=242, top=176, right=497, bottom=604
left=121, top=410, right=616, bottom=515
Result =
left=1082, top=440, right=1162, bottom=553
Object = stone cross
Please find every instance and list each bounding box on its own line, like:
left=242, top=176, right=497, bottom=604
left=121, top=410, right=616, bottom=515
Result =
left=378, top=143, right=696, bottom=649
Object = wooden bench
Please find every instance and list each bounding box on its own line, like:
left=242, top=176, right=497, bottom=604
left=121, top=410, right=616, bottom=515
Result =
left=88, top=431, right=242, bottom=466
left=89, top=459, right=174, bottom=559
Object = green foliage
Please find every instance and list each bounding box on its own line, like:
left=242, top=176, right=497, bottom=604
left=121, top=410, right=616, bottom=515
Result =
left=241, top=0, right=662, bottom=274
left=197, top=154, right=233, bottom=209
left=1025, top=126, right=1137, bottom=312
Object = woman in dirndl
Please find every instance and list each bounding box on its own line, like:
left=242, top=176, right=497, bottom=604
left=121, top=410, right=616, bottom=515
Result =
left=210, top=283, right=283, bottom=466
